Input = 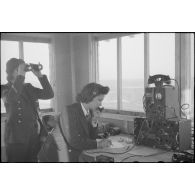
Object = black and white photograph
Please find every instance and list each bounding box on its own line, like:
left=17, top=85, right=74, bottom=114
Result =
left=1, top=32, right=194, bottom=163
left=0, top=1, right=195, bottom=195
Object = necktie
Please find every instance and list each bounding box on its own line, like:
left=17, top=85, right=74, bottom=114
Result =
left=85, top=113, right=91, bottom=122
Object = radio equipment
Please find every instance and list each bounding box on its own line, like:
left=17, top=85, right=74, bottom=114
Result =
left=144, top=87, right=180, bottom=120
left=134, top=117, right=191, bottom=151
left=143, top=74, right=180, bottom=120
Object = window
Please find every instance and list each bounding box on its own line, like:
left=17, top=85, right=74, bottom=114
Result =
left=1, top=41, right=19, bottom=113
left=95, top=33, right=176, bottom=113
left=98, top=38, right=117, bottom=109
left=149, top=33, right=175, bottom=78
left=121, top=34, right=144, bottom=111
left=1, top=40, right=51, bottom=113
left=23, top=42, right=50, bottom=109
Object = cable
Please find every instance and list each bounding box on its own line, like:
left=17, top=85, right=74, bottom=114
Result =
left=85, top=144, right=136, bottom=155
left=169, top=78, right=190, bottom=119
left=181, top=103, right=190, bottom=110
left=135, top=118, right=148, bottom=145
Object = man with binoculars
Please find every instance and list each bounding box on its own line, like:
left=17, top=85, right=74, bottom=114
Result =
left=1, top=58, right=54, bottom=162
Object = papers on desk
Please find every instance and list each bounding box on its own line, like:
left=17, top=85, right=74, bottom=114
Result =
left=110, top=141, right=126, bottom=148
left=85, top=135, right=135, bottom=154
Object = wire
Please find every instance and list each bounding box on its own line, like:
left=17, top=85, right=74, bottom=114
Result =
left=181, top=103, right=190, bottom=110
left=135, top=118, right=148, bottom=145
left=85, top=144, right=136, bottom=155
left=169, top=78, right=190, bottom=119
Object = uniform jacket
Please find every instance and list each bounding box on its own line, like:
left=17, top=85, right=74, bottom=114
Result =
left=1, top=75, right=54, bottom=144
left=66, top=103, right=98, bottom=162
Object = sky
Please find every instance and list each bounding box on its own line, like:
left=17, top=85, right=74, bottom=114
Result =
left=98, top=33, right=175, bottom=80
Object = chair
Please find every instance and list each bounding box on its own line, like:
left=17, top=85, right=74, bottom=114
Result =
left=38, top=109, right=71, bottom=162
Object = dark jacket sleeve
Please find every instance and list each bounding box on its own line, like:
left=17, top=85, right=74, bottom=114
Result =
left=30, top=75, right=54, bottom=100
left=68, top=108, right=97, bottom=151
left=89, top=125, right=99, bottom=139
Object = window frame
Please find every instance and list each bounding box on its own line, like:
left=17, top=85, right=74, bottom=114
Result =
left=1, top=35, right=54, bottom=113
left=93, top=33, right=149, bottom=116
left=93, top=33, right=177, bottom=116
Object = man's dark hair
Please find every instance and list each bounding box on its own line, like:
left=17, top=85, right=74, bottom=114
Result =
left=76, top=82, right=109, bottom=103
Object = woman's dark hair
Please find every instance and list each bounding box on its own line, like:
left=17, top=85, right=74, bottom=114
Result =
left=76, top=82, right=109, bottom=103
left=6, top=58, right=25, bottom=82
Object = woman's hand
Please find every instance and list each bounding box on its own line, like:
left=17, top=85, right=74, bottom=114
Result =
left=97, top=139, right=112, bottom=148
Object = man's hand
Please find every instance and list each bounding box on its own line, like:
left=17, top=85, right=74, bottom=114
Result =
left=17, top=63, right=26, bottom=77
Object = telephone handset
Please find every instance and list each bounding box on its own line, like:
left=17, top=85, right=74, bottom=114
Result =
left=148, top=74, right=171, bottom=87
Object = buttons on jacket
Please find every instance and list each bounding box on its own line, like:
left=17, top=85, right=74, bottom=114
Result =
left=17, top=99, right=22, bottom=123
left=17, top=99, right=22, bottom=118
left=18, top=120, right=22, bottom=123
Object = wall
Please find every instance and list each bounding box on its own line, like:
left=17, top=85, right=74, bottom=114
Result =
left=52, top=33, right=73, bottom=113
left=1, top=117, right=7, bottom=162
left=72, top=34, right=91, bottom=97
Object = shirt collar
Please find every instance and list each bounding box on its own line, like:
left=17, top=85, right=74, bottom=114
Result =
left=80, top=103, right=89, bottom=116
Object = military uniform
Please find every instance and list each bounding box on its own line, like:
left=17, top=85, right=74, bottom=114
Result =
left=1, top=75, right=54, bottom=162
left=66, top=103, right=98, bottom=162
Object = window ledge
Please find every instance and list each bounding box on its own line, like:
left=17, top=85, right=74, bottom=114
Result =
left=101, top=112, right=144, bottom=122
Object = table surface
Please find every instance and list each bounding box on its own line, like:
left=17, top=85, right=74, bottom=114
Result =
left=81, top=134, right=174, bottom=162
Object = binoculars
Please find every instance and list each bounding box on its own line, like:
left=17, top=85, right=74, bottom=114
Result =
left=25, top=63, right=43, bottom=72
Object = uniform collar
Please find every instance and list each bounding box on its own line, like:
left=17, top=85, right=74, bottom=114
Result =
left=80, top=103, right=89, bottom=116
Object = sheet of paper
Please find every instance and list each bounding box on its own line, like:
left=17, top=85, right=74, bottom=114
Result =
left=110, top=141, right=125, bottom=148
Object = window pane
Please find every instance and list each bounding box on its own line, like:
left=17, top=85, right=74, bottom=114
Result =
left=149, top=33, right=175, bottom=78
left=121, top=34, right=144, bottom=111
left=1, top=40, right=19, bottom=113
left=98, top=39, right=117, bottom=109
left=23, top=42, right=51, bottom=109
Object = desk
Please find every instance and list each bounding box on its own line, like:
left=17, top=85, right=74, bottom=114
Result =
left=80, top=134, right=174, bottom=162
